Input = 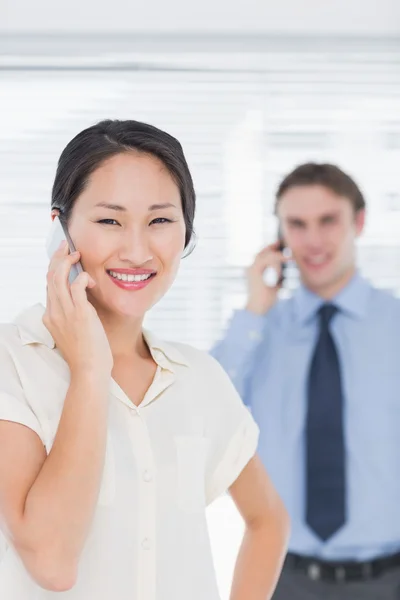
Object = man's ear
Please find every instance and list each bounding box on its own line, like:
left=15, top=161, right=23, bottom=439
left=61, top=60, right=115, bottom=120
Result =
left=355, top=208, right=366, bottom=237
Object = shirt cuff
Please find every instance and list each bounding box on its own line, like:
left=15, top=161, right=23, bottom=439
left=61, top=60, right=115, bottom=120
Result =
left=206, top=411, right=260, bottom=505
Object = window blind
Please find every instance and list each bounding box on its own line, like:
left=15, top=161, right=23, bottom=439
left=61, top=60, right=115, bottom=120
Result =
left=1, top=37, right=399, bottom=349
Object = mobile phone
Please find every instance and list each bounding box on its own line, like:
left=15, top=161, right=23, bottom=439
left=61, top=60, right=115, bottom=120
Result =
left=263, top=227, right=289, bottom=288
left=45, top=216, right=83, bottom=285
left=277, top=228, right=287, bottom=284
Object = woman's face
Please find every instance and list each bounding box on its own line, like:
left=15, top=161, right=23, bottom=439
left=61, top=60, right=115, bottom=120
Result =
left=62, top=152, right=186, bottom=320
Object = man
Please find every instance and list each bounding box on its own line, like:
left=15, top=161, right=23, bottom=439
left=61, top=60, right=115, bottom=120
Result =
left=212, top=163, right=400, bottom=599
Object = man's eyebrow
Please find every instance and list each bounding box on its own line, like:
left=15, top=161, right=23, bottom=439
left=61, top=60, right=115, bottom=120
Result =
left=319, top=211, right=340, bottom=220
left=287, top=216, right=305, bottom=224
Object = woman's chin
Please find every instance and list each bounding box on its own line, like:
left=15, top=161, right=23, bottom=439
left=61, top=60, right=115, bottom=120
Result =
left=90, top=280, right=170, bottom=320
left=110, top=302, right=149, bottom=320
left=90, top=296, right=148, bottom=321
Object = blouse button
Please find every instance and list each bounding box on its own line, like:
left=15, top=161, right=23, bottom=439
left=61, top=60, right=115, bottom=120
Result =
left=143, top=470, right=153, bottom=482
left=142, top=538, right=151, bottom=550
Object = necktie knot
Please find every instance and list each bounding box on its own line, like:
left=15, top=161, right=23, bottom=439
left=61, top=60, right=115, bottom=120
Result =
left=318, top=303, right=338, bottom=328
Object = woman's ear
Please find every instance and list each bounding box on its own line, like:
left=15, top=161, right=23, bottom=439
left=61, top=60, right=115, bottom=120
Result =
left=50, top=208, right=60, bottom=222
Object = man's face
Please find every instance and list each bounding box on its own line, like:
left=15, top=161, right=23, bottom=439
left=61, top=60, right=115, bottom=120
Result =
left=277, top=184, right=365, bottom=297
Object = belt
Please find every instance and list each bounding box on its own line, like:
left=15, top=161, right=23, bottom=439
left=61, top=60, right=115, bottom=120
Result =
left=285, top=551, right=400, bottom=583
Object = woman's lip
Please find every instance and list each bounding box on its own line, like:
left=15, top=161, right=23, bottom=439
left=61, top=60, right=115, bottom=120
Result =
left=107, top=268, right=156, bottom=275
left=107, top=271, right=155, bottom=291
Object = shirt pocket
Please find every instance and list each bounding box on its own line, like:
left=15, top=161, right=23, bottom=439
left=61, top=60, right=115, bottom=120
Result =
left=174, top=435, right=210, bottom=513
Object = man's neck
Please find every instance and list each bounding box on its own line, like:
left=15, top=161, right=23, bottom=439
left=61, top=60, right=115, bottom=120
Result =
left=304, top=267, right=357, bottom=301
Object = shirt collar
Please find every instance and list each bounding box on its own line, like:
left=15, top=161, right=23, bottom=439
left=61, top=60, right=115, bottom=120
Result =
left=14, top=303, right=190, bottom=371
left=142, top=329, right=190, bottom=371
left=15, top=303, right=56, bottom=348
left=294, top=272, right=372, bottom=325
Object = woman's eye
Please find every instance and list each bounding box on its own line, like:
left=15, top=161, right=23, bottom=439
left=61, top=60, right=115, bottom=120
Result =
left=98, top=219, right=120, bottom=226
left=150, top=218, right=173, bottom=225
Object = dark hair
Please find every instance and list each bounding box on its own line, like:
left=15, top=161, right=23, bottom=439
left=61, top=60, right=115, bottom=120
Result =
left=275, top=162, right=366, bottom=214
left=51, top=119, right=196, bottom=249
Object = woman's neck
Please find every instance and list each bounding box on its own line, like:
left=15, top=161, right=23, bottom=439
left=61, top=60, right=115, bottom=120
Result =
left=95, top=309, right=149, bottom=361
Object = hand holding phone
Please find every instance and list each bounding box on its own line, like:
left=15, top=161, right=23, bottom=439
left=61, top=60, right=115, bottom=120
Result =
left=246, top=240, right=288, bottom=316
left=46, top=216, right=83, bottom=285
left=262, top=229, right=290, bottom=288
left=44, top=217, right=113, bottom=374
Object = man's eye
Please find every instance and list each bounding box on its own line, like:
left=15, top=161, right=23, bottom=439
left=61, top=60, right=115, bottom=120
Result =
left=98, top=219, right=120, bottom=226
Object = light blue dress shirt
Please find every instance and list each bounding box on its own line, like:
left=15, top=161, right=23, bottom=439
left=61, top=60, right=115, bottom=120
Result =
left=212, top=273, right=400, bottom=561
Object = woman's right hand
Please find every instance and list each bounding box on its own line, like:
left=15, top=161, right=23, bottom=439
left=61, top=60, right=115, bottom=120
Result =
left=43, top=241, right=113, bottom=375
left=245, top=242, right=287, bottom=316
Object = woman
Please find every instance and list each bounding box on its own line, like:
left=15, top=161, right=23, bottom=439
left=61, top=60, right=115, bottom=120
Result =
left=0, top=119, right=289, bottom=599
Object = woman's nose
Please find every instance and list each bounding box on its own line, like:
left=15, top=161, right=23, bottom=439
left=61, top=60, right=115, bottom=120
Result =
left=118, top=231, right=153, bottom=266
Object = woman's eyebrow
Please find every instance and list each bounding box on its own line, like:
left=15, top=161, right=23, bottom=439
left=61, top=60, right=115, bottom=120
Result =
left=94, top=202, right=127, bottom=212
left=148, top=203, right=177, bottom=211
left=94, top=202, right=177, bottom=212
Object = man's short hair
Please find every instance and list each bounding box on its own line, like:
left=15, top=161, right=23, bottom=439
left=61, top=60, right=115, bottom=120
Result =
left=275, top=163, right=366, bottom=213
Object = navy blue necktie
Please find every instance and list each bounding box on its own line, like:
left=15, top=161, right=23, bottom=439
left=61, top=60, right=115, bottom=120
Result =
left=306, top=304, right=346, bottom=541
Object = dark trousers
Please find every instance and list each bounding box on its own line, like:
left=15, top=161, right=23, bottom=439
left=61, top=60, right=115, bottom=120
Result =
left=272, top=562, right=400, bottom=600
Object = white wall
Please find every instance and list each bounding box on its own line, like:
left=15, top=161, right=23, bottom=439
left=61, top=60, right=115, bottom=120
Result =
left=1, top=0, right=400, bottom=34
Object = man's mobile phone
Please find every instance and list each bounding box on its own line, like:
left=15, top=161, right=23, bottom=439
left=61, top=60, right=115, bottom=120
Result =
left=263, top=226, right=289, bottom=288
left=277, top=227, right=287, bottom=285
left=45, top=216, right=83, bottom=285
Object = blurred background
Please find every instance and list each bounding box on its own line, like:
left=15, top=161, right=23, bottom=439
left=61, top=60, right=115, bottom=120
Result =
left=1, top=1, right=399, bottom=597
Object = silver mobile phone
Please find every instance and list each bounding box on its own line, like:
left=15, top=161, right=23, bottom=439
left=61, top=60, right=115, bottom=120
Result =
left=46, top=216, right=83, bottom=284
